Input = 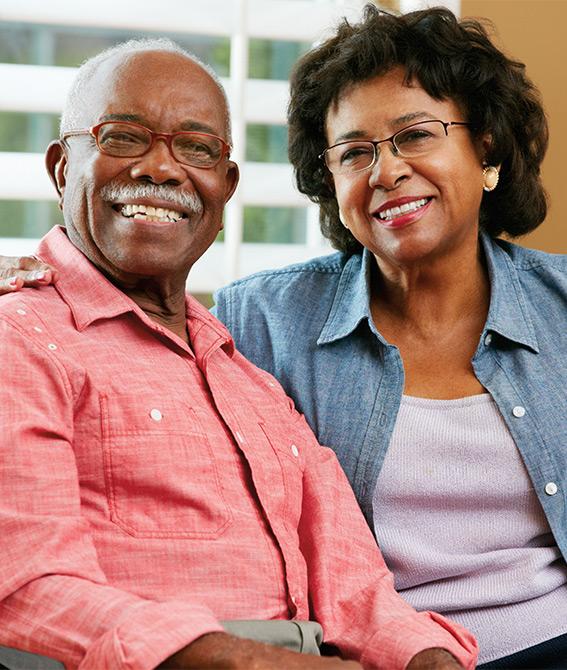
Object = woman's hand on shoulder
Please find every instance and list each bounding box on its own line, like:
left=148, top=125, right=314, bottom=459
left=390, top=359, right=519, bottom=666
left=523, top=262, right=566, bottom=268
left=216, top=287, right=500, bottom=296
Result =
left=0, top=255, right=57, bottom=295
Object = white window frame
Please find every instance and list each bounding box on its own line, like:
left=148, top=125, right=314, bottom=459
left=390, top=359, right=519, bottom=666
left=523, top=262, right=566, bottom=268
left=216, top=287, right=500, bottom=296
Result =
left=0, top=0, right=459, bottom=293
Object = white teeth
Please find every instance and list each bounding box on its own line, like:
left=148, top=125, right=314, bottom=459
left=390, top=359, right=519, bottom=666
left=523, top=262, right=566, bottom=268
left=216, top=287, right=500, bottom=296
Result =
left=119, top=203, right=183, bottom=222
left=378, top=198, right=428, bottom=221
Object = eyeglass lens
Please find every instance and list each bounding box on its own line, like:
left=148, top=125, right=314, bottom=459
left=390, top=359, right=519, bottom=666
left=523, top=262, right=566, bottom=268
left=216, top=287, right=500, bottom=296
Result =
left=96, top=122, right=223, bottom=167
left=325, top=120, right=448, bottom=174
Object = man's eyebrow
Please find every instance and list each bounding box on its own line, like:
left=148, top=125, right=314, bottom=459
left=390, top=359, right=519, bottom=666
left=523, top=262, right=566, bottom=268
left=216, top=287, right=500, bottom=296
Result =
left=99, top=114, right=220, bottom=136
left=331, top=111, right=436, bottom=144
left=100, top=113, right=142, bottom=123
left=178, top=120, right=219, bottom=135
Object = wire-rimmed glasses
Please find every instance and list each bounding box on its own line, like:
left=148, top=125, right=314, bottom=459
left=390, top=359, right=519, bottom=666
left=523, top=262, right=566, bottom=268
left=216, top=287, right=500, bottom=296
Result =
left=319, top=120, right=472, bottom=175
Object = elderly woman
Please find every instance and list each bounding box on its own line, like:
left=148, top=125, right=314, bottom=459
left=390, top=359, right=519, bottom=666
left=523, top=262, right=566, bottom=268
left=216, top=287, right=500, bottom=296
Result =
left=212, top=6, right=567, bottom=669
left=2, top=5, right=566, bottom=668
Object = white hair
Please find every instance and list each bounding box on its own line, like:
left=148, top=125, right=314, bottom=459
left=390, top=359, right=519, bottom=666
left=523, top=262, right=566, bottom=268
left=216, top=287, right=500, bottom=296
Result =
left=60, top=37, right=231, bottom=141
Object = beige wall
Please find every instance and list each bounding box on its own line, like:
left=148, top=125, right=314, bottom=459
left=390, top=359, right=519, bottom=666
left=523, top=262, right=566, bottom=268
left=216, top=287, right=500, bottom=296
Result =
left=461, top=0, right=567, bottom=253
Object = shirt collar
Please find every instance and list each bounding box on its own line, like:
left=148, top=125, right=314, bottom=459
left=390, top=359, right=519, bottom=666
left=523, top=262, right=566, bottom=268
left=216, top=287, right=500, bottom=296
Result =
left=186, top=294, right=235, bottom=360
left=480, top=232, right=539, bottom=352
left=37, top=226, right=136, bottom=331
left=317, top=233, right=539, bottom=353
left=36, top=226, right=235, bottom=357
left=317, top=249, right=377, bottom=345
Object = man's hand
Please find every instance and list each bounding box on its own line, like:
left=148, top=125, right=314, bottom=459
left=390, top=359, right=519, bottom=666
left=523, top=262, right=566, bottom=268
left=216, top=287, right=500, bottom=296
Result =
left=158, top=631, right=362, bottom=669
left=0, top=255, right=57, bottom=295
left=407, top=648, right=463, bottom=670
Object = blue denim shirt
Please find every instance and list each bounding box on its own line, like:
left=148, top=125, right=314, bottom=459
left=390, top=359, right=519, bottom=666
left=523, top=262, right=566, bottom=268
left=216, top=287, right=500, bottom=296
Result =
left=213, top=234, right=567, bottom=558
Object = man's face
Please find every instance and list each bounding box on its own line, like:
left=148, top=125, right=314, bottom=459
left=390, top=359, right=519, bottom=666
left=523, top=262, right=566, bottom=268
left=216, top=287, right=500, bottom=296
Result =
left=49, top=51, right=238, bottom=286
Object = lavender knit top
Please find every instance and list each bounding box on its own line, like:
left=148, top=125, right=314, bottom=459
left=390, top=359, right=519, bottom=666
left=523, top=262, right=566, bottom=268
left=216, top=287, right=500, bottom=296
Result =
left=372, top=393, right=567, bottom=664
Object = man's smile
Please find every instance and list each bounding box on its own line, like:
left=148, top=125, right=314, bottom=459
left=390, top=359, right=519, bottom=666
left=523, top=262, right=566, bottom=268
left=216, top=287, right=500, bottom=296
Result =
left=118, top=203, right=185, bottom=223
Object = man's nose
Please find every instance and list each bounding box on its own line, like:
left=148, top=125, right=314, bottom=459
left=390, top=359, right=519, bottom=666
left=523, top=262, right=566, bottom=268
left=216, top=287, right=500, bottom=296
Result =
left=367, top=143, right=412, bottom=190
left=129, top=138, right=187, bottom=185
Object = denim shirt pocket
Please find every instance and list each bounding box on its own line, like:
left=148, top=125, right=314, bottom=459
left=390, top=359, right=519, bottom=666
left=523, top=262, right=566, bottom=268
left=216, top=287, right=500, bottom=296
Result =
left=100, top=393, right=232, bottom=539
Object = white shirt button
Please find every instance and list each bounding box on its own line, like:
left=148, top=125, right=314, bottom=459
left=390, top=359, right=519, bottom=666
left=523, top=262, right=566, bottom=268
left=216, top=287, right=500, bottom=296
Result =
left=149, top=408, right=162, bottom=422
left=512, top=406, right=526, bottom=418
left=16, top=308, right=26, bottom=316
left=291, top=444, right=299, bottom=458
left=47, top=343, right=57, bottom=351
left=34, top=326, right=42, bottom=333
left=545, top=482, right=558, bottom=496
left=484, top=333, right=492, bottom=346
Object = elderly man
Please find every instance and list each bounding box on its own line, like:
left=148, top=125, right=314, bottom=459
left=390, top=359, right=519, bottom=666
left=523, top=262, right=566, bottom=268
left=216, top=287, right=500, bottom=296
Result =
left=0, top=40, right=477, bottom=670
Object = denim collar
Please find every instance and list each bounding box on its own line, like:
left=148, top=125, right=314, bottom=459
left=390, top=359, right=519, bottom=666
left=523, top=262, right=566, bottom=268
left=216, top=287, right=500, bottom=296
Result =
left=317, top=232, right=539, bottom=353
left=317, top=248, right=378, bottom=346
left=480, top=233, right=539, bottom=352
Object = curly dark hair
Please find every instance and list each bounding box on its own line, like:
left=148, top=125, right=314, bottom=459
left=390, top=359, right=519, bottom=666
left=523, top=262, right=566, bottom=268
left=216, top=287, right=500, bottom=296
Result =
left=288, top=5, right=549, bottom=254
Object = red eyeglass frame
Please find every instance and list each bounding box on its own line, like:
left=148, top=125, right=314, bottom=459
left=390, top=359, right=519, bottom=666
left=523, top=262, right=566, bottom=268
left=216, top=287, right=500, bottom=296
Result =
left=61, top=120, right=232, bottom=168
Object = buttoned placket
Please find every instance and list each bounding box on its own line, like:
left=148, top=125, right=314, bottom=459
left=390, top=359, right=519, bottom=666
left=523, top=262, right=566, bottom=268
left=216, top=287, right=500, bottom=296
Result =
left=197, top=345, right=309, bottom=619
left=473, top=333, right=566, bottom=556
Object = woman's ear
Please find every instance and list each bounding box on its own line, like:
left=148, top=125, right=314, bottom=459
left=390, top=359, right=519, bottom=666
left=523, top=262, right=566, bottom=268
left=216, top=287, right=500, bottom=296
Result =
left=479, top=132, right=493, bottom=163
left=45, top=140, right=68, bottom=210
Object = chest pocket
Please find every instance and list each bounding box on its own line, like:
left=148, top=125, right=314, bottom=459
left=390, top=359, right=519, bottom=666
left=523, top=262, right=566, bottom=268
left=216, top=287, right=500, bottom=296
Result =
left=257, top=411, right=306, bottom=526
left=100, top=394, right=232, bottom=539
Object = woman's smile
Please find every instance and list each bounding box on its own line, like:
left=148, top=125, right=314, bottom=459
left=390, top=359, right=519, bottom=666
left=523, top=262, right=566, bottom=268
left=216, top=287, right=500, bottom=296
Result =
left=325, top=67, right=486, bottom=267
left=371, top=196, right=432, bottom=229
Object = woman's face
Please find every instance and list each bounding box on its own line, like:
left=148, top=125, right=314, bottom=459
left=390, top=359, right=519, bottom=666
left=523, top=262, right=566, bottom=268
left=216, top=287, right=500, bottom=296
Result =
left=324, top=67, right=487, bottom=269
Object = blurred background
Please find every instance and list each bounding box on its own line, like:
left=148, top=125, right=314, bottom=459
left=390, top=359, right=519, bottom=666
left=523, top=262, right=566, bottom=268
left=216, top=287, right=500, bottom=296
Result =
left=0, top=0, right=564, bottom=303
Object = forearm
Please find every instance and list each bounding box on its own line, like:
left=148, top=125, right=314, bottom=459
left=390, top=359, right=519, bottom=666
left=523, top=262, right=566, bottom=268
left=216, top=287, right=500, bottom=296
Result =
left=407, top=649, right=463, bottom=669
left=157, top=631, right=363, bottom=670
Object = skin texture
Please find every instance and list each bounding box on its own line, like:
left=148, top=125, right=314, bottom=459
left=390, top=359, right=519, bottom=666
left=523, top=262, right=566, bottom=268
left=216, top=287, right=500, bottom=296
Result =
left=157, top=631, right=461, bottom=669
left=0, top=256, right=57, bottom=292
left=0, top=58, right=466, bottom=669
left=326, top=67, right=491, bottom=399
left=45, top=50, right=239, bottom=342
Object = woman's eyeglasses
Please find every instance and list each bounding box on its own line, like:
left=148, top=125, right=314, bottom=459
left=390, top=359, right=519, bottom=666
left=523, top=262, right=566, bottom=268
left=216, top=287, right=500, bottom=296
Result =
left=319, top=119, right=472, bottom=175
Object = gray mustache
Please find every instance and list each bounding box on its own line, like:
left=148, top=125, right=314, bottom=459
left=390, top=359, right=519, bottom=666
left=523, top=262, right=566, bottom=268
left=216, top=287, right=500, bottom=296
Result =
left=100, top=182, right=204, bottom=216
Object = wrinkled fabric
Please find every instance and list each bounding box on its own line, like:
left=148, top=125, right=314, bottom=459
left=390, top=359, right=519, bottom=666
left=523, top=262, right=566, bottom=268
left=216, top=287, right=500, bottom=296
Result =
left=0, top=226, right=478, bottom=670
left=214, top=233, right=567, bottom=560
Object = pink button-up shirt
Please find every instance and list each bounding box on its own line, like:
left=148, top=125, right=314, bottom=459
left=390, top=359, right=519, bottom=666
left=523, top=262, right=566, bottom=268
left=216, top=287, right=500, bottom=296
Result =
left=0, top=227, right=477, bottom=670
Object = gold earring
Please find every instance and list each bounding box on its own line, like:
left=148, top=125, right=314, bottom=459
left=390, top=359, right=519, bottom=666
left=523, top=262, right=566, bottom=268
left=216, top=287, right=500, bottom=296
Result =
left=483, top=165, right=500, bottom=192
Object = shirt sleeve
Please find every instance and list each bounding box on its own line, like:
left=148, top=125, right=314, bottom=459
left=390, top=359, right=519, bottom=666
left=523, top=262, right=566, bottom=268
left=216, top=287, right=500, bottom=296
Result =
left=295, top=412, right=479, bottom=670
left=0, top=318, right=224, bottom=670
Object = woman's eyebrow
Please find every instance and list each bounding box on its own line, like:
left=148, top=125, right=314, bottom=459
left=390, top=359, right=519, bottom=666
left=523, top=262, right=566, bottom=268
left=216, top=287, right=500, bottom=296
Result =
left=331, top=112, right=437, bottom=144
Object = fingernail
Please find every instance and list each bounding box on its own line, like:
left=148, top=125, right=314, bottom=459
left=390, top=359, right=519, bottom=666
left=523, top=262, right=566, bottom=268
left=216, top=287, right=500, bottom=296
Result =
left=8, top=276, right=18, bottom=287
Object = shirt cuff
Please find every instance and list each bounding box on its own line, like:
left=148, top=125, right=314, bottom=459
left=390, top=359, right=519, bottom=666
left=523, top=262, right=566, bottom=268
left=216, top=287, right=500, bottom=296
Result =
left=80, top=600, right=225, bottom=670
left=360, top=610, right=479, bottom=670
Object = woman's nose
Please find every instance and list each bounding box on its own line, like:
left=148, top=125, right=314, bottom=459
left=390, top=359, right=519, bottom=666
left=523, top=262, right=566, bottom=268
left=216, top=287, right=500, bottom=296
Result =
left=367, top=143, right=412, bottom=190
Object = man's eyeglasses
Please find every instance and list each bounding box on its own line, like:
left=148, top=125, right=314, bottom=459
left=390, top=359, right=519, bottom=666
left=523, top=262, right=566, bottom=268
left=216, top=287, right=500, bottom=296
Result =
left=61, top=121, right=231, bottom=169
left=319, top=120, right=472, bottom=176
